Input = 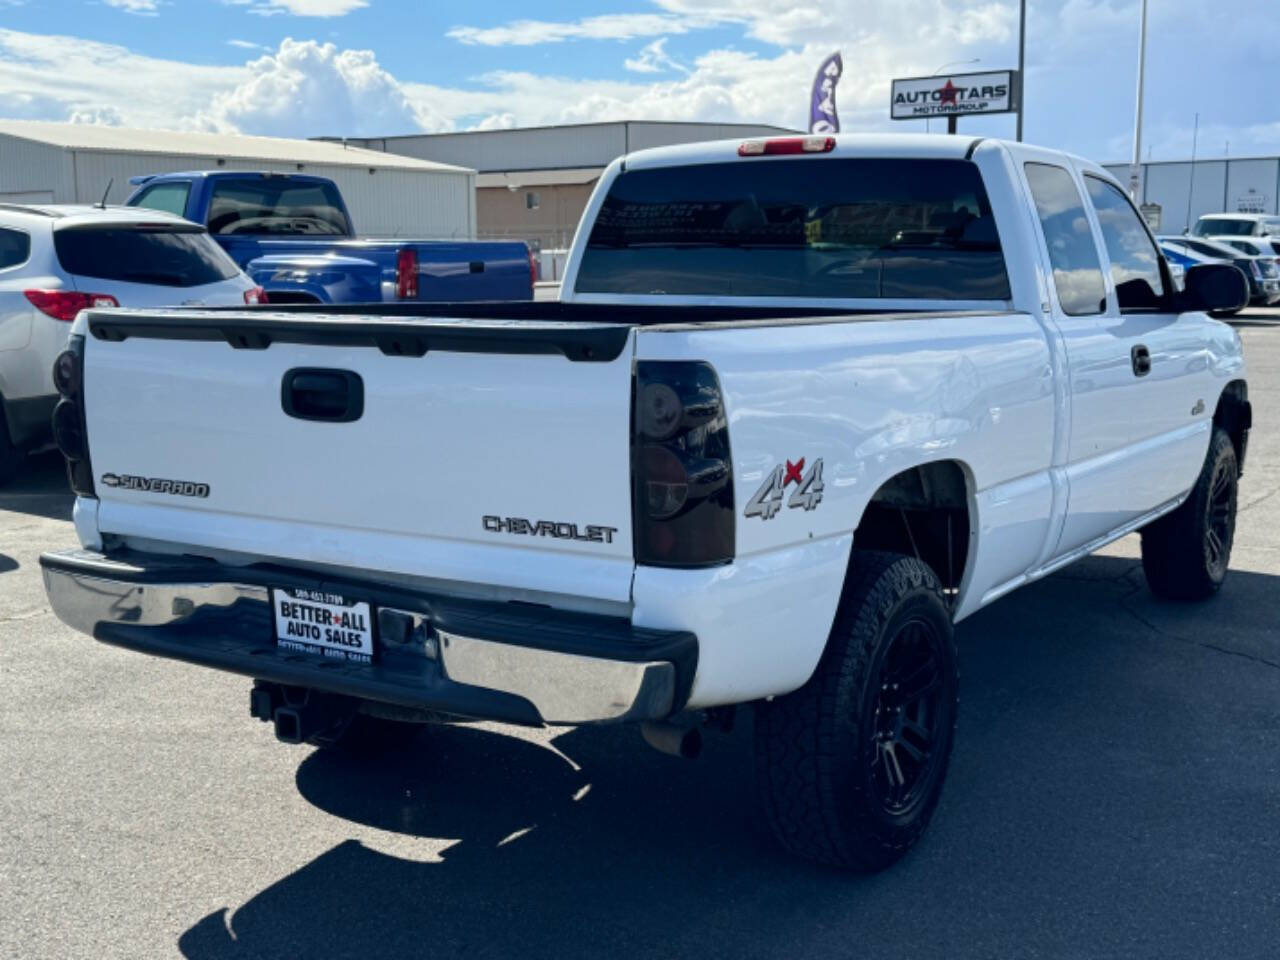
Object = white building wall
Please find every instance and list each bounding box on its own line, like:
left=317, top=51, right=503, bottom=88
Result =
left=1104, top=158, right=1280, bottom=233
left=0, top=137, right=474, bottom=238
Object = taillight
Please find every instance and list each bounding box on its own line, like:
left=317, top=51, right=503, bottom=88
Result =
left=396, top=248, right=419, bottom=299
left=738, top=136, right=835, bottom=157
left=632, top=361, right=734, bottom=567
left=51, top=335, right=95, bottom=497
left=25, top=290, right=119, bottom=322
left=527, top=244, right=539, bottom=287
left=244, top=286, right=267, bottom=304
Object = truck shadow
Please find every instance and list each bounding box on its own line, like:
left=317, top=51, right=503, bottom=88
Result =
left=0, top=450, right=73, bottom=522
left=177, top=554, right=1280, bottom=959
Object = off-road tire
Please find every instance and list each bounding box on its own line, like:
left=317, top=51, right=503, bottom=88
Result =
left=1141, top=427, right=1238, bottom=601
left=755, top=550, right=958, bottom=871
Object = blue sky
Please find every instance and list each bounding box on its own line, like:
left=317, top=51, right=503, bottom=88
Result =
left=1, top=0, right=1278, bottom=163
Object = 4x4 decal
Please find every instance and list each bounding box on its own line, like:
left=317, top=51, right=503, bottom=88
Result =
left=744, top=457, right=824, bottom=520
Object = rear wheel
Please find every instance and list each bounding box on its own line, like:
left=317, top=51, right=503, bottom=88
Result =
left=755, top=550, right=958, bottom=871
left=1141, top=427, right=1238, bottom=601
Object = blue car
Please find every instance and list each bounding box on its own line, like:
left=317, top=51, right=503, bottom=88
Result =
left=1158, top=236, right=1279, bottom=311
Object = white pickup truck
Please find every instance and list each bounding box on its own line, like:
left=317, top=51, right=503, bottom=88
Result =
left=41, top=134, right=1252, bottom=871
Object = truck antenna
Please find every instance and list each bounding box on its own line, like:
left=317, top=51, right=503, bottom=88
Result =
left=96, top=179, right=113, bottom=209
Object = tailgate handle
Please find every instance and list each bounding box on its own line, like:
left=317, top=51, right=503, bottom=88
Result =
left=282, top=368, right=364, bottom=423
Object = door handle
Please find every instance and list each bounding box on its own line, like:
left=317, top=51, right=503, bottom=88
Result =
left=1131, top=344, right=1151, bottom=378
left=281, top=368, right=364, bottom=422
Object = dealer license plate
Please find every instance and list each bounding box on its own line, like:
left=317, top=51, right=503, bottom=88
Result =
left=272, top=587, right=374, bottom=663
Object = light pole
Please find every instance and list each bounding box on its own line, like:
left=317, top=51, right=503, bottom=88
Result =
left=1016, top=0, right=1026, bottom=141
left=1129, top=0, right=1149, bottom=199
left=926, top=58, right=980, bottom=133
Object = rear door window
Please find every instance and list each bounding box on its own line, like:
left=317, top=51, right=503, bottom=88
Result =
left=207, top=178, right=351, bottom=236
left=130, top=182, right=191, bottom=218
left=54, top=226, right=241, bottom=287
left=575, top=158, right=1011, bottom=300
left=1084, top=175, right=1165, bottom=310
left=0, top=228, right=30, bottom=270
left=1024, top=163, right=1106, bottom=316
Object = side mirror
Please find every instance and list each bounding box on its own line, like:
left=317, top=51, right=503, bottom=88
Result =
left=1176, top=263, right=1249, bottom=314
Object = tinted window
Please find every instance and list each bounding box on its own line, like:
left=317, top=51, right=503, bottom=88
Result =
left=1084, top=175, right=1164, bottom=310
left=575, top=158, right=1011, bottom=300
left=1195, top=218, right=1253, bottom=236
left=208, top=179, right=350, bottom=236
left=0, top=228, right=30, bottom=269
left=131, top=182, right=191, bottom=218
left=54, top=226, right=240, bottom=287
left=1024, top=163, right=1106, bottom=316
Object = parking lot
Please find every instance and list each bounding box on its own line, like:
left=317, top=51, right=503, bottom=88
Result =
left=1, top=312, right=1278, bottom=960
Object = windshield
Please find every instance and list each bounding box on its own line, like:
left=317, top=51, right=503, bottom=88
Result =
left=207, top=178, right=351, bottom=236
left=575, top=158, right=1011, bottom=300
left=54, top=226, right=241, bottom=287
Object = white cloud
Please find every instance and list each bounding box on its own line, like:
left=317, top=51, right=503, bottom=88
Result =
left=625, top=38, right=689, bottom=74
left=67, top=105, right=125, bottom=125
left=447, top=12, right=718, bottom=46
left=104, top=0, right=160, bottom=14
left=224, top=0, right=368, bottom=17
left=227, top=39, right=269, bottom=51
left=196, top=38, right=446, bottom=137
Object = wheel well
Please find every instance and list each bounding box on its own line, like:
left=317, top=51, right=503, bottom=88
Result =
left=851, top=461, right=972, bottom=599
left=1214, top=380, right=1251, bottom=475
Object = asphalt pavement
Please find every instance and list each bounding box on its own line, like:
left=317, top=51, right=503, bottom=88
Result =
left=2, top=311, right=1279, bottom=959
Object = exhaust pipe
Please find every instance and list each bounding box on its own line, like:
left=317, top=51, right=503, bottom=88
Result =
left=641, top=721, right=702, bottom=759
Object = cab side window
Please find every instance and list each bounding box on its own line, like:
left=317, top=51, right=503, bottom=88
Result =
left=1084, top=175, right=1165, bottom=311
left=0, top=228, right=30, bottom=270
left=132, top=182, right=191, bottom=218
left=1024, top=163, right=1106, bottom=316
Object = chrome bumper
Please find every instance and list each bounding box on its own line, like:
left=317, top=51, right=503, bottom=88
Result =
left=41, top=550, right=694, bottom=726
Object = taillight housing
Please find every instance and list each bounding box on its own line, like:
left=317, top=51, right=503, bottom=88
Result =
left=632, top=361, right=734, bottom=567
left=527, top=244, right=539, bottom=288
left=738, top=136, right=836, bottom=157
left=25, top=290, right=118, bottom=322
left=396, top=247, right=419, bottom=299
left=51, top=334, right=95, bottom=497
left=244, top=285, right=267, bottom=304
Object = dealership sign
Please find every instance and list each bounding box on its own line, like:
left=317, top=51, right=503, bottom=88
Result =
left=891, top=70, right=1017, bottom=120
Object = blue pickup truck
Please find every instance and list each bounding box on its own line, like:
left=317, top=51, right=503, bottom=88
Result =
left=126, top=171, right=533, bottom=303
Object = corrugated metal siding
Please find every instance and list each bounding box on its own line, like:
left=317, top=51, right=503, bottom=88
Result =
left=0, top=140, right=472, bottom=238
left=0, top=136, right=69, bottom=200
left=1104, top=158, right=1280, bottom=232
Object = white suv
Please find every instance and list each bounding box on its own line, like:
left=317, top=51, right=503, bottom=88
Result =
left=0, top=204, right=262, bottom=484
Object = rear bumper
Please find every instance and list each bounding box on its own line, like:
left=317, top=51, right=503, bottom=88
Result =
left=40, top=548, right=696, bottom=726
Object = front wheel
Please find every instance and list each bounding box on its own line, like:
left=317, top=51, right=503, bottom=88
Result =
left=1141, top=427, right=1238, bottom=601
left=754, top=551, right=958, bottom=871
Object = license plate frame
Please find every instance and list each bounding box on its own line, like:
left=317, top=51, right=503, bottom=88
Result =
left=272, top=587, right=375, bottom=664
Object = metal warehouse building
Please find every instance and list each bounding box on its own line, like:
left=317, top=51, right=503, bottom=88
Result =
left=1104, top=156, right=1280, bottom=234
left=332, top=121, right=795, bottom=250
left=0, top=120, right=477, bottom=238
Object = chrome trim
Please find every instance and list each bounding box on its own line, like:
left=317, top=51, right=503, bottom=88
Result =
left=42, top=564, right=675, bottom=725
left=43, top=568, right=267, bottom=633
left=437, top=629, right=675, bottom=724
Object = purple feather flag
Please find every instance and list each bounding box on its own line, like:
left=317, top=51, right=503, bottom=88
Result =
left=809, top=52, right=843, bottom=134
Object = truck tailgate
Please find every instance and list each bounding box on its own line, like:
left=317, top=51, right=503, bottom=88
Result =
left=80, top=312, right=637, bottom=604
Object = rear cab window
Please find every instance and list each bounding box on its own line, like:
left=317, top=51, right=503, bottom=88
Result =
left=1024, top=163, right=1106, bottom=316
left=0, top=227, right=30, bottom=270
left=574, top=158, right=1011, bottom=300
left=130, top=182, right=191, bottom=219
left=54, top=224, right=241, bottom=287
left=207, top=178, right=351, bottom=236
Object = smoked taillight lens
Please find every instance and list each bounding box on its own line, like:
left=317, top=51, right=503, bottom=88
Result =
left=51, top=335, right=95, bottom=497
left=632, top=361, right=734, bottom=567
left=396, top=248, right=419, bottom=299
left=25, top=290, right=118, bottom=322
